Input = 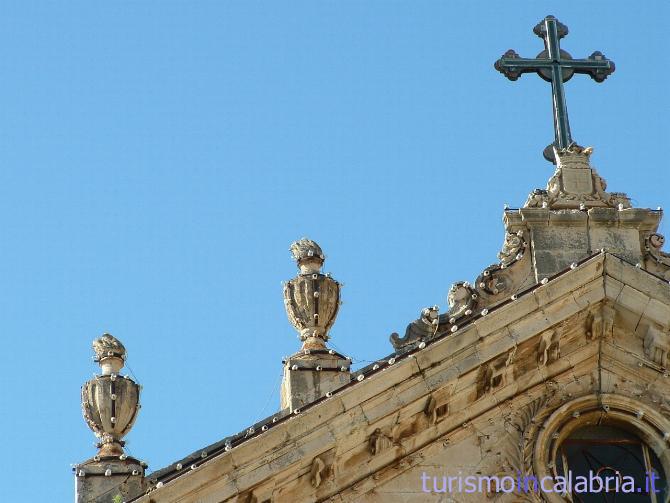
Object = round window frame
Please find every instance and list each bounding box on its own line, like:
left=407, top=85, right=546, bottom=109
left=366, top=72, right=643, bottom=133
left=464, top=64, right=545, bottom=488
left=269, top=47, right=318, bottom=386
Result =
left=532, top=394, right=670, bottom=503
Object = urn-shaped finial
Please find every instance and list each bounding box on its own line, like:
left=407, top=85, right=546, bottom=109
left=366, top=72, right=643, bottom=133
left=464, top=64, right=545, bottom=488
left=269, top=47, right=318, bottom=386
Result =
left=284, top=238, right=340, bottom=349
left=82, top=334, right=140, bottom=457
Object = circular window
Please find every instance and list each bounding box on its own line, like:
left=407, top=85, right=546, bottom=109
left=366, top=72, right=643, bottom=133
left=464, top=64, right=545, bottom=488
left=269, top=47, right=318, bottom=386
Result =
left=555, top=424, right=667, bottom=502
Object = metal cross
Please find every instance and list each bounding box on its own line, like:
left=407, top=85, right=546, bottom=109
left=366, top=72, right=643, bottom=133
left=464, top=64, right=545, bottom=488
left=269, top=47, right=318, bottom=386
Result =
left=494, top=15, right=615, bottom=163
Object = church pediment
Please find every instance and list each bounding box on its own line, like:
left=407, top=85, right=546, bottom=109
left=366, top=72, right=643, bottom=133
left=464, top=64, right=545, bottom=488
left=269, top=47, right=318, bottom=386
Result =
left=128, top=253, right=670, bottom=502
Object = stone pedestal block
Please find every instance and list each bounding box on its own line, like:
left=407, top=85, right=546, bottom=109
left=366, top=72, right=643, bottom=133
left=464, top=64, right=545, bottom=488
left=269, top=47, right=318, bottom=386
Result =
left=281, top=349, right=351, bottom=411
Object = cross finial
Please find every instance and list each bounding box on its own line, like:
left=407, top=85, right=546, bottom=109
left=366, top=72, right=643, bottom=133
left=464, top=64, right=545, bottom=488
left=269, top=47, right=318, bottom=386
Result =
left=495, top=15, right=615, bottom=163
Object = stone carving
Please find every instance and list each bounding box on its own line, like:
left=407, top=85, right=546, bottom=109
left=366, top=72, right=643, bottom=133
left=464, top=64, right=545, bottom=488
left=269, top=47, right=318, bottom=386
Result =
left=92, top=333, right=126, bottom=361
left=524, top=145, right=631, bottom=210
left=423, top=395, right=449, bottom=425
left=585, top=305, right=615, bottom=340
left=446, top=282, right=478, bottom=319
left=389, top=228, right=530, bottom=351
left=602, top=304, right=615, bottom=340
left=389, top=229, right=532, bottom=350
left=475, top=230, right=529, bottom=298
left=644, top=233, right=670, bottom=279
left=476, top=350, right=516, bottom=399
left=502, top=393, right=558, bottom=502
left=368, top=428, right=394, bottom=456
left=585, top=310, right=601, bottom=340
left=498, top=230, right=525, bottom=266
left=644, top=325, right=670, bottom=368
left=389, top=306, right=439, bottom=350
left=537, top=329, right=560, bottom=366
left=82, top=334, right=141, bottom=457
left=239, top=492, right=258, bottom=503
left=310, top=456, right=326, bottom=488
left=284, top=238, right=341, bottom=350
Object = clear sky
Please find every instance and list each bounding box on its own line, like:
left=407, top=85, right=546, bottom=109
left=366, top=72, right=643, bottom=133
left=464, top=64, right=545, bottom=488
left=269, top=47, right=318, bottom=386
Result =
left=1, top=1, right=668, bottom=500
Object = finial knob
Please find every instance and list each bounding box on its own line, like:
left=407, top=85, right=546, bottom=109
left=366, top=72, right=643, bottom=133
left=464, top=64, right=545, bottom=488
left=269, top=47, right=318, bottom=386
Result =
left=290, top=238, right=325, bottom=274
left=284, top=239, right=340, bottom=349
left=92, top=333, right=126, bottom=375
left=82, top=334, right=140, bottom=457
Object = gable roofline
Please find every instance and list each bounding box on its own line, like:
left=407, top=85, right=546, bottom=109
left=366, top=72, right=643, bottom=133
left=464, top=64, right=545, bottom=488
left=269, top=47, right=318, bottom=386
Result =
left=128, top=251, right=670, bottom=500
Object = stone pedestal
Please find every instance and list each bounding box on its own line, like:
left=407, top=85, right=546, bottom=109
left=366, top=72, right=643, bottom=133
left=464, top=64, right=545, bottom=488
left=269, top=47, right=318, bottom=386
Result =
left=281, top=349, right=351, bottom=411
left=513, top=147, right=662, bottom=279
left=74, top=456, right=145, bottom=503
left=505, top=207, right=660, bottom=280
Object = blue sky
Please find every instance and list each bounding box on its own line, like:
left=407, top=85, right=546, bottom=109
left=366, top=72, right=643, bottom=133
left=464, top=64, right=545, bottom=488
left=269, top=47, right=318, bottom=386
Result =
left=1, top=1, right=668, bottom=500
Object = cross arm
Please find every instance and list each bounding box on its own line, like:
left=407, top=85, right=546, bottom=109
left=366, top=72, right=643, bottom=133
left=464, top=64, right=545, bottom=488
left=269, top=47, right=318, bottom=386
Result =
left=561, top=52, right=615, bottom=82
left=494, top=50, right=554, bottom=81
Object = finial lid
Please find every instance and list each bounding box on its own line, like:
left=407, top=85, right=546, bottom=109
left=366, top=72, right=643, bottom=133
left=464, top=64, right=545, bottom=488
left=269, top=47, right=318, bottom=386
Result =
left=290, top=238, right=325, bottom=274
left=92, top=333, right=126, bottom=375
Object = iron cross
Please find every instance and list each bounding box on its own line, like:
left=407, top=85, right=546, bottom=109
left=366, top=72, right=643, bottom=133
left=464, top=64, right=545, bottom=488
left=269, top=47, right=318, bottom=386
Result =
left=495, top=15, right=615, bottom=162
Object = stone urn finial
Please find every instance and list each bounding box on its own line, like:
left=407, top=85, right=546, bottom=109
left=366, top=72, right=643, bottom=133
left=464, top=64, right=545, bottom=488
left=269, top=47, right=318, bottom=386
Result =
left=284, top=238, right=340, bottom=349
left=81, top=334, right=140, bottom=457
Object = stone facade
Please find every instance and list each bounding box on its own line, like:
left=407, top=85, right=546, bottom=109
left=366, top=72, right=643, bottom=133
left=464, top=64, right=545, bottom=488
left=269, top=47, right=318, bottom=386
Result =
left=74, top=145, right=670, bottom=502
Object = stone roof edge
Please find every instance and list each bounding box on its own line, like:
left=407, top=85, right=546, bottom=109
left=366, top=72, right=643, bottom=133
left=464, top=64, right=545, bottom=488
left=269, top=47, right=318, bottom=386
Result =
left=128, top=250, right=670, bottom=500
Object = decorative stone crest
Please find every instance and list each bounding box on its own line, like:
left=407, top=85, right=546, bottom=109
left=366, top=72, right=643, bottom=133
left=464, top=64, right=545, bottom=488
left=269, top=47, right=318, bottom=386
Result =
left=81, top=334, right=141, bottom=457
left=524, top=145, right=631, bottom=210
left=284, top=238, right=340, bottom=350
